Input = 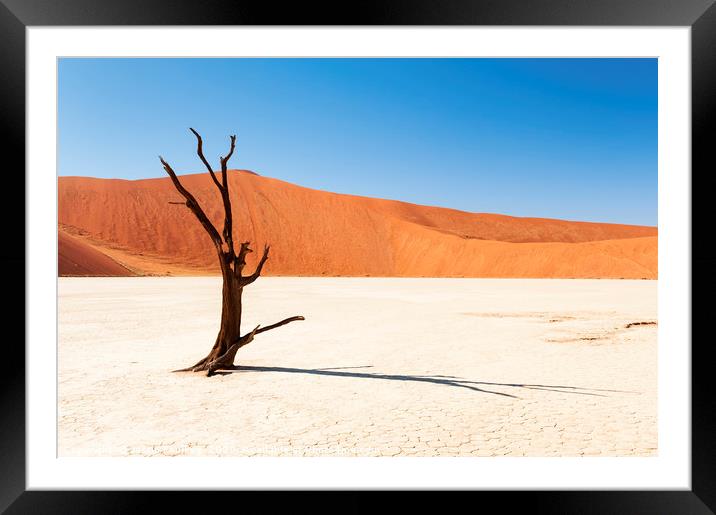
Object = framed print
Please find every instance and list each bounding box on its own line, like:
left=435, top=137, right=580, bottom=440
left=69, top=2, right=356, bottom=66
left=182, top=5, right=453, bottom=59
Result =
left=2, top=0, right=714, bottom=512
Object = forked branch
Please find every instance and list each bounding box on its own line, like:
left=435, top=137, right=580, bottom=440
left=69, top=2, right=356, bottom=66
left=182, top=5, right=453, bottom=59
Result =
left=190, top=127, right=223, bottom=192
left=220, top=135, right=237, bottom=187
left=241, top=244, right=270, bottom=285
left=204, top=315, right=304, bottom=376
left=218, top=135, right=237, bottom=255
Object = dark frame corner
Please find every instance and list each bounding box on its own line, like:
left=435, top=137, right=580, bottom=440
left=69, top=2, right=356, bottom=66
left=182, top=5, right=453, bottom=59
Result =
left=2, top=0, right=714, bottom=512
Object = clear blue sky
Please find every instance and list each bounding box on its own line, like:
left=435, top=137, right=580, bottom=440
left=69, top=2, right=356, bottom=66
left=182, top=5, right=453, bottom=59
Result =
left=58, top=58, right=657, bottom=225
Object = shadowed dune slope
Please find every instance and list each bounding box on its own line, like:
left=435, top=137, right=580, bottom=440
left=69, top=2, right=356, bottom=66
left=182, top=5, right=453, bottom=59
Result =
left=58, top=230, right=135, bottom=276
left=58, top=171, right=657, bottom=278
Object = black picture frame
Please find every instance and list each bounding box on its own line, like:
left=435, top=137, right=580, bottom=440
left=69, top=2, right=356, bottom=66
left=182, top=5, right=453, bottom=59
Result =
left=1, top=0, right=713, bottom=512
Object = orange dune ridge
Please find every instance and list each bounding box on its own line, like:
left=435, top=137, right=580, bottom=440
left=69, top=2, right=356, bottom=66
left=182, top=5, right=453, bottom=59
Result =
left=58, top=170, right=657, bottom=278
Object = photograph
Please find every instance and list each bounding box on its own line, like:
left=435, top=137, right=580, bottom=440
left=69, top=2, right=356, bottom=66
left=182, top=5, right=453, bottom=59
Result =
left=57, top=57, right=658, bottom=458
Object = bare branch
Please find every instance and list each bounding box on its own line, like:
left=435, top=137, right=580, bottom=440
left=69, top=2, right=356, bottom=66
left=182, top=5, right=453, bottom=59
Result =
left=189, top=128, right=223, bottom=192
left=254, top=316, right=305, bottom=335
left=220, top=135, right=237, bottom=187
left=241, top=244, right=270, bottom=285
left=232, top=241, right=251, bottom=274
left=218, top=134, right=237, bottom=257
left=159, top=156, right=223, bottom=249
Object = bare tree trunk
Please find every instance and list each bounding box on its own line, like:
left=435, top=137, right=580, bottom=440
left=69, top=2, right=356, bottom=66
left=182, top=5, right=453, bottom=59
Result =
left=184, top=263, right=242, bottom=371
left=160, top=129, right=304, bottom=376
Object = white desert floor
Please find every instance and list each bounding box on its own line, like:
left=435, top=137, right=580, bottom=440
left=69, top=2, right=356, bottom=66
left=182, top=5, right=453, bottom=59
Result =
left=58, top=277, right=657, bottom=457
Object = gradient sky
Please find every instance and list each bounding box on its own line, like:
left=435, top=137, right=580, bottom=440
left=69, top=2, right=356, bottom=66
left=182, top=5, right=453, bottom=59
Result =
left=58, top=58, right=657, bottom=225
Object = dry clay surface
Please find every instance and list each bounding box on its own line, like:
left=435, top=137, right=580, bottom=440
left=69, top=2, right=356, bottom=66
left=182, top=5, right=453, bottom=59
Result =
left=58, top=277, right=657, bottom=457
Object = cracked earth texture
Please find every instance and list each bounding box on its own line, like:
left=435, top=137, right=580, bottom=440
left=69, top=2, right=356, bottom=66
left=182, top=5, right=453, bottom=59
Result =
left=58, top=278, right=657, bottom=457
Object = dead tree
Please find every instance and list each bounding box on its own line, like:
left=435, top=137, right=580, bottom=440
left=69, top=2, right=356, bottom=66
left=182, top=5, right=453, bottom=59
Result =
left=160, top=129, right=304, bottom=376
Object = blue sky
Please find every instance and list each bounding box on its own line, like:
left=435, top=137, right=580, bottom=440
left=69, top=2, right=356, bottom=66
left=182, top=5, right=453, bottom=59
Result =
left=58, top=58, right=657, bottom=225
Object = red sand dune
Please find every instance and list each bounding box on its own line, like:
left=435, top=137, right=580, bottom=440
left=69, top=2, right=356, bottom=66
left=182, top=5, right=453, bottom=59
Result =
left=58, top=230, right=135, bottom=276
left=58, top=171, right=657, bottom=278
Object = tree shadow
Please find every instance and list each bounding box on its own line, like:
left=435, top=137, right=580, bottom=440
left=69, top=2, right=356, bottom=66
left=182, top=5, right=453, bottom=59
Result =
left=215, top=365, right=634, bottom=399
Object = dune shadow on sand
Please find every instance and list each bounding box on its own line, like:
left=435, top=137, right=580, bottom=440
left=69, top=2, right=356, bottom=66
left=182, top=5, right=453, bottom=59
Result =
left=214, top=365, right=635, bottom=399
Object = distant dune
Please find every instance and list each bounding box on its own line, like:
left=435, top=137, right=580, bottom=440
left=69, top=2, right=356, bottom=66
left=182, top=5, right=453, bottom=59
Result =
left=58, top=170, right=657, bottom=278
left=58, top=230, right=135, bottom=276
